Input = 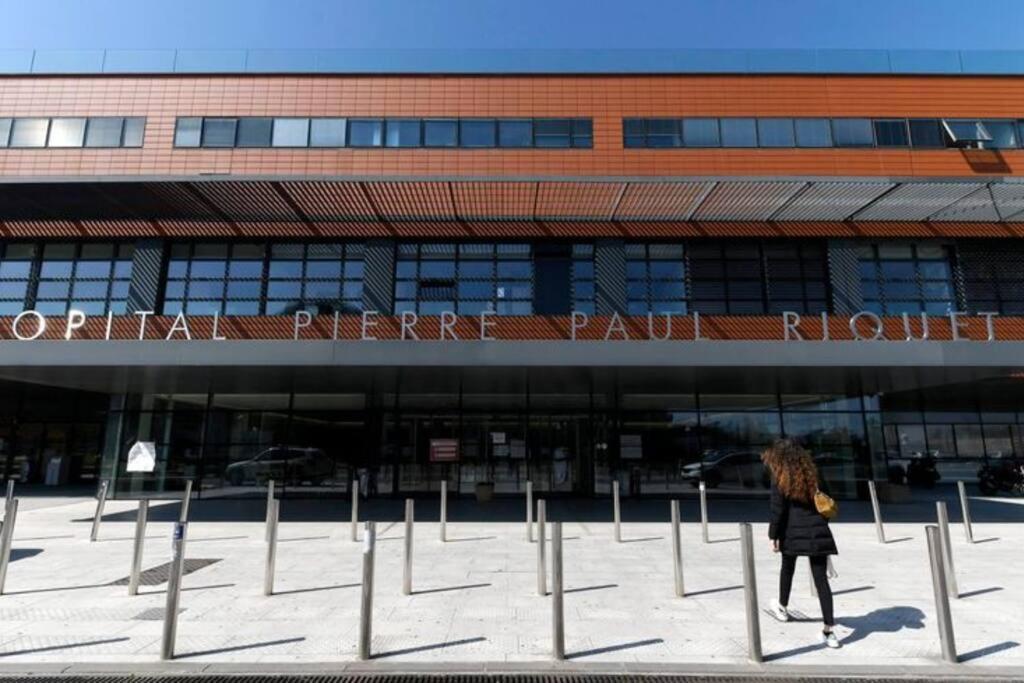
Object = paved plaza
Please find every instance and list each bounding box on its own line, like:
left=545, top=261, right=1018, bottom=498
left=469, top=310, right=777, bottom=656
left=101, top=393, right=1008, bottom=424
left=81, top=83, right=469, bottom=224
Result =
left=0, top=492, right=1021, bottom=678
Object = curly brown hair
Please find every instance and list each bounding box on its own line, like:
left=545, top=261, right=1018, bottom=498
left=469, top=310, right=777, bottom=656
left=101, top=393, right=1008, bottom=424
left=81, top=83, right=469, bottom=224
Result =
left=761, top=438, right=819, bottom=503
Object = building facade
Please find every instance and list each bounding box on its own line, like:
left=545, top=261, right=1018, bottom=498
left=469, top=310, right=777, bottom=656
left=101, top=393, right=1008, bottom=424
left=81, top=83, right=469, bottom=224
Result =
left=2, top=49, right=1024, bottom=501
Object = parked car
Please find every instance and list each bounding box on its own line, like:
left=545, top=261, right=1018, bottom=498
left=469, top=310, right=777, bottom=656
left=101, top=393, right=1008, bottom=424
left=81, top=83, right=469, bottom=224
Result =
left=224, top=446, right=335, bottom=486
left=681, top=450, right=768, bottom=489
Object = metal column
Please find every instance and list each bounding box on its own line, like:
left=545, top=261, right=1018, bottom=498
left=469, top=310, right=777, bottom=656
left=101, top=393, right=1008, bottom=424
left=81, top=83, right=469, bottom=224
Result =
left=739, top=522, right=763, bottom=663
left=440, top=481, right=447, bottom=543
left=351, top=479, right=359, bottom=542
left=936, top=501, right=959, bottom=599
left=926, top=525, right=958, bottom=663
left=264, top=479, right=276, bottom=543
left=160, top=521, right=188, bottom=660
left=699, top=481, right=709, bottom=544
left=128, top=500, right=149, bottom=596
left=264, top=499, right=279, bottom=596
left=957, top=481, right=974, bottom=544
left=358, top=521, right=376, bottom=661
left=179, top=480, right=193, bottom=523
left=526, top=481, right=533, bottom=543
left=551, top=521, right=565, bottom=660
left=403, top=498, right=414, bottom=595
left=536, top=499, right=547, bottom=596
left=868, top=480, right=886, bottom=544
left=0, top=499, right=17, bottom=594
left=671, top=500, right=684, bottom=598
left=90, top=480, right=109, bottom=542
left=612, top=480, right=622, bottom=543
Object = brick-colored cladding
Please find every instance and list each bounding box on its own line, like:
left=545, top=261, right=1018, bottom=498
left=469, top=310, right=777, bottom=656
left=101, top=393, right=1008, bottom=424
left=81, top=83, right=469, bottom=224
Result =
left=2, top=74, right=1024, bottom=179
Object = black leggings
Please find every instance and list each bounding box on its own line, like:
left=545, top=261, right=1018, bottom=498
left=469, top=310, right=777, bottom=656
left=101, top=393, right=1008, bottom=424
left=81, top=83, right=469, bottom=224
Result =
left=779, top=554, right=834, bottom=627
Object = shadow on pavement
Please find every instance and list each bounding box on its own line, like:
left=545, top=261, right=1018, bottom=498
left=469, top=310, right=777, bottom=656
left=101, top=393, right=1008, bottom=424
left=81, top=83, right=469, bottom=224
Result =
left=10, top=548, right=42, bottom=562
left=372, top=636, right=486, bottom=658
left=959, top=640, right=1020, bottom=662
left=960, top=586, right=1003, bottom=599
left=0, top=637, right=129, bottom=657
left=177, top=636, right=306, bottom=659
left=412, top=583, right=491, bottom=596
left=568, top=638, right=664, bottom=659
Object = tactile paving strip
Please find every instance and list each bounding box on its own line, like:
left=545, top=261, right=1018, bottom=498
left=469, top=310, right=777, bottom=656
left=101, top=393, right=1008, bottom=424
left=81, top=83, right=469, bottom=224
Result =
left=107, top=559, right=220, bottom=586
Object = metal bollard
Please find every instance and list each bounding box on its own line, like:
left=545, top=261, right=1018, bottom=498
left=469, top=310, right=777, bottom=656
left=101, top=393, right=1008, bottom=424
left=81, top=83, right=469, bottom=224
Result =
left=351, top=479, right=359, bottom=542
left=957, top=481, right=974, bottom=544
left=179, top=480, right=193, bottom=523
left=358, top=521, right=376, bottom=661
left=264, top=499, right=279, bottom=596
left=551, top=521, right=565, bottom=661
left=739, top=522, right=763, bottom=663
left=526, top=481, right=534, bottom=543
left=537, top=499, right=547, bottom=596
left=0, top=499, right=18, bottom=594
left=128, top=500, right=149, bottom=596
left=936, top=501, right=959, bottom=599
left=613, top=480, right=622, bottom=543
left=3, top=480, right=13, bottom=517
left=926, top=525, right=958, bottom=663
left=670, top=500, right=684, bottom=597
left=867, top=480, right=886, bottom=544
left=90, top=480, right=109, bottom=542
left=160, top=521, right=188, bottom=660
left=403, top=498, right=414, bottom=595
left=440, top=481, right=447, bottom=543
left=699, top=481, right=710, bottom=543
left=264, top=479, right=276, bottom=543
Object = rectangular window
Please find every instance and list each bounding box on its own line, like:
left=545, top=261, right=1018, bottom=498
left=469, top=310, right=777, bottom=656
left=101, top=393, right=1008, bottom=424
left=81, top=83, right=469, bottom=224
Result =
left=9, top=118, right=49, bottom=148
left=943, top=120, right=992, bottom=146
left=794, top=118, right=832, bottom=147
left=873, top=119, right=910, bottom=147
left=763, top=242, right=829, bottom=314
left=201, top=118, right=237, bottom=148
left=174, top=117, right=202, bottom=147
left=394, top=243, right=532, bottom=315
left=644, top=119, right=682, bottom=148
left=498, top=119, right=533, bottom=148
left=460, top=120, right=497, bottom=148
left=832, top=119, right=875, bottom=147
left=683, top=118, right=720, bottom=147
left=236, top=118, right=273, bottom=147
left=348, top=119, right=383, bottom=147
left=961, top=242, right=1024, bottom=315
left=571, top=118, right=593, bottom=148
left=84, top=117, right=125, bottom=148
left=720, top=118, right=758, bottom=147
left=122, top=118, right=146, bottom=147
left=858, top=242, right=956, bottom=315
left=626, top=243, right=687, bottom=315
left=571, top=244, right=596, bottom=314
left=266, top=243, right=364, bottom=315
left=533, top=119, right=570, bottom=148
left=271, top=118, right=310, bottom=147
left=688, top=242, right=765, bottom=314
left=982, top=120, right=1019, bottom=149
left=385, top=119, right=421, bottom=148
left=757, top=119, right=795, bottom=147
left=309, top=118, right=346, bottom=147
left=424, top=119, right=458, bottom=147
left=909, top=119, right=945, bottom=148
left=0, top=243, right=36, bottom=316
left=47, top=118, right=87, bottom=148
left=623, top=118, right=646, bottom=148
left=0, top=118, right=11, bottom=147
left=33, top=242, right=134, bottom=315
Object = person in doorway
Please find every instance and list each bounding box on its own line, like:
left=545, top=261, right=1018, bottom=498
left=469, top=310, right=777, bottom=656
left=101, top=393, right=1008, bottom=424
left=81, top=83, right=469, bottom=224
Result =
left=762, top=438, right=840, bottom=649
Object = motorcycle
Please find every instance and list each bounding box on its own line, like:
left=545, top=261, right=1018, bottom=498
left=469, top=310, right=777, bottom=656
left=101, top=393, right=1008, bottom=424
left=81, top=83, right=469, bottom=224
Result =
left=978, top=459, right=1024, bottom=496
left=905, top=453, right=941, bottom=488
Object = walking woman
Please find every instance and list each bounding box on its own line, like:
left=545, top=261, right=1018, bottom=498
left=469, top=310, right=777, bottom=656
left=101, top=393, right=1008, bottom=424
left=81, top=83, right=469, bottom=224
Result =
left=762, top=438, right=840, bottom=648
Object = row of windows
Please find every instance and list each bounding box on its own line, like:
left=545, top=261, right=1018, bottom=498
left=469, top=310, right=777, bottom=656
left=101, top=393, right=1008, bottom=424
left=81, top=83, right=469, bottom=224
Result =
left=0, top=117, right=145, bottom=149
left=625, top=242, right=828, bottom=315
left=6, top=240, right=1022, bottom=319
left=174, top=117, right=593, bottom=149
left=0, top=243, right=134, bottom=315
left=623, top=117, right=1023, bottom=149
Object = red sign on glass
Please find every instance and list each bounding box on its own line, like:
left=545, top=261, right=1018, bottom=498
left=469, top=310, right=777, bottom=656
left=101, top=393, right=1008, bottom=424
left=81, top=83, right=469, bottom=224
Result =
left=430, top=438, right=460, bottom=462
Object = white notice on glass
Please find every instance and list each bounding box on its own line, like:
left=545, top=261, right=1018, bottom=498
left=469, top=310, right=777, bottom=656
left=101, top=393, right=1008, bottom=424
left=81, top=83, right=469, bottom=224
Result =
left=126, top=441, right=157, bottom=473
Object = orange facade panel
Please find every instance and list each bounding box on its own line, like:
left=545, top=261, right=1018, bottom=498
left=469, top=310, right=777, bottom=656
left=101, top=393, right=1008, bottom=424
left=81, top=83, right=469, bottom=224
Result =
left=1, top=74, right=1024, bottom=179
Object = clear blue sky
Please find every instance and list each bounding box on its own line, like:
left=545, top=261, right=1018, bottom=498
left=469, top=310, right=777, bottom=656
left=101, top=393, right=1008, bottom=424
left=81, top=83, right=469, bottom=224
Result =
left=1, top=0, right=1023, bottom=50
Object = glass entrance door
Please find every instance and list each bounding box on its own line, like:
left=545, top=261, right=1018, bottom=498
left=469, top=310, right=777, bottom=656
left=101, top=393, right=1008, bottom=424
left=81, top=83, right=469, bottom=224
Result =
left=528, top=415, right=592, bottom=494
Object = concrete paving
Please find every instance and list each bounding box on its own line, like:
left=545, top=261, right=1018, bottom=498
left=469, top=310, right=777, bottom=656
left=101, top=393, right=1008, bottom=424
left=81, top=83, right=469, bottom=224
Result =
left=0, top=493, right=1021, bottom=676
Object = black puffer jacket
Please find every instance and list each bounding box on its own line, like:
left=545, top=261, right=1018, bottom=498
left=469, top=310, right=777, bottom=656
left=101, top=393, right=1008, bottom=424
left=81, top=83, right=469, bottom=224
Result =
left=768, top=479, right=837, bottom=557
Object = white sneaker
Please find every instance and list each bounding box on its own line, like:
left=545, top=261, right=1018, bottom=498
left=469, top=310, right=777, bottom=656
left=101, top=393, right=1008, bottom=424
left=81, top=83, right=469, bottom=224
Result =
left=821, top=630, right=841, bottom=649
left=769, top=599, right=790, bottom=622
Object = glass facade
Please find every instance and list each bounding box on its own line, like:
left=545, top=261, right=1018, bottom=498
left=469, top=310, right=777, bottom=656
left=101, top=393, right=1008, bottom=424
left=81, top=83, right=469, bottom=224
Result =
left=0, top=117, right=145, bottom=148
left=163, top=242, right=365, bottom=316
left=394, top=243, right=534, bottom=315
left=0, top=242, right=134, bottom=315
left=858, top=243, right=957, bottom=315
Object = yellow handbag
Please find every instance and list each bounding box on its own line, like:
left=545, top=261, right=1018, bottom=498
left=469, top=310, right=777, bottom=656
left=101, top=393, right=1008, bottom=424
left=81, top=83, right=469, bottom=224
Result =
left=814, top=489, right=838, bottom=519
